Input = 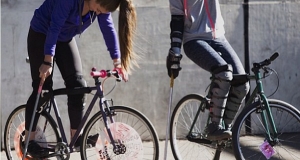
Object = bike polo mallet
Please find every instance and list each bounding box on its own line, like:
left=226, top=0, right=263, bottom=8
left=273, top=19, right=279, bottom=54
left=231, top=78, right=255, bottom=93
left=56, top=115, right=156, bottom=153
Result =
left=22, top=76, right=45, bottom=160
left=164, top=73, right=175, bottom=160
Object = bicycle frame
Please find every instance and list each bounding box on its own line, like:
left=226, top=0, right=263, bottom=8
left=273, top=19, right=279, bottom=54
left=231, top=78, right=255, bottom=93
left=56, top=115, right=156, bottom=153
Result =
left=187, top=61, right=279, bottom=143
left=39, top=72, right=120, bottom=154
left=245, top=64, right=278, bottom=142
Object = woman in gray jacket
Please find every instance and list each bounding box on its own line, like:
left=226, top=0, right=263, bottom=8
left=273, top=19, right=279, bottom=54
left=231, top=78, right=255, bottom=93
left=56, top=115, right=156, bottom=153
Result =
left=166, top=0, right=250, bottom=141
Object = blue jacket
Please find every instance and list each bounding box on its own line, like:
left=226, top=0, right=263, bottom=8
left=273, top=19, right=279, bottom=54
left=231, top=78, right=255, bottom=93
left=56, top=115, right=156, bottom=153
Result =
left=30, top=0, right=120, bottom=59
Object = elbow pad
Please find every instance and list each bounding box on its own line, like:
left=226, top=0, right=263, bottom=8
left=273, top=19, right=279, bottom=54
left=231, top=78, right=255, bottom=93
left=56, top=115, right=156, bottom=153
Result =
left=170, top=15, right=184, bottom=48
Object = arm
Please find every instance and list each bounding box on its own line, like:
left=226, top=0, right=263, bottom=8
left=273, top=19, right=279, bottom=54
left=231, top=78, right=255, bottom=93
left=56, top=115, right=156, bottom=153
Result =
left=44, top=0, right=74, bottom=57
left=97, top=13, right=120, bottom=62
left=166, top=0, right=185, bottom=79
left=97, top=13, right=128, bottom=80
left=169, top=0, right=185, bottom=52
left=40, top=0, right=74, bottom=80
left=170, top=15, right=184, bottom=53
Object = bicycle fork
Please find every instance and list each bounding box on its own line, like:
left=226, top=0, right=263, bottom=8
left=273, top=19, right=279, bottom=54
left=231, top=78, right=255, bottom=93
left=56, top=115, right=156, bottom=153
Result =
left=258, top=95, right=279, bottom=144
left=99, top=97, right=126, bottom=156
left=254, top=62, right=279, bottom=145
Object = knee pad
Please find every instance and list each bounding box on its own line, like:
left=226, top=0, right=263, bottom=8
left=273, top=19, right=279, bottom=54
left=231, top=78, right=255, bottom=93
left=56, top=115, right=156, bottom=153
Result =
left=211, top=64, right=233, bottom=81
left=65, top=75, right=87, bottom=108
left=210, top=64, right=233, bottom=99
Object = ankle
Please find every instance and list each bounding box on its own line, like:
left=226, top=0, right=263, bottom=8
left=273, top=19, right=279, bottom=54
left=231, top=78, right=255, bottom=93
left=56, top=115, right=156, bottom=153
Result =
left=211, top=121, right=221, bottom=126
left=25, top=130, right=36, bottom=141
left=225, top=123, right=232, bottom=130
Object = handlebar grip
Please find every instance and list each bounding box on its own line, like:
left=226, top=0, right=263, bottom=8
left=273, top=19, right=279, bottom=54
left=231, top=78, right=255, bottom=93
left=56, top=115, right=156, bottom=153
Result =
left=269, top=52, right=279, bottom=61
left=90, top=70, right=107, bottom=78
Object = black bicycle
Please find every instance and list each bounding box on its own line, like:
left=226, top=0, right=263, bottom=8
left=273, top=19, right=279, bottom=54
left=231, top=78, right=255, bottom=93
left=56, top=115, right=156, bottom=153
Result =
left=169, top=52, right=300, bottom=160
left=4, top=68, right=159, bottom=160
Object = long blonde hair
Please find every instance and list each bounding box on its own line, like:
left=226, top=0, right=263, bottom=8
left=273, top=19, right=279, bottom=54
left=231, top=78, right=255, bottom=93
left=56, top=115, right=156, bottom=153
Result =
left=97, top=0, right=138, bottom=74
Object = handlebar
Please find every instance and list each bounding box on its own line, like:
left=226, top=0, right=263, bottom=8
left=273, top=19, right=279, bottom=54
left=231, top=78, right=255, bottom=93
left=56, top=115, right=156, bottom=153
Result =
left=252, top=52, right=279, bottom=71
left=90, top=68, right=122, bottom=82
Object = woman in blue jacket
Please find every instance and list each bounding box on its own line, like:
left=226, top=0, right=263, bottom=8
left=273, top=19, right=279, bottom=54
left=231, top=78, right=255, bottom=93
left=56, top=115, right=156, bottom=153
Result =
left=25, top=0, right=137, bottom=157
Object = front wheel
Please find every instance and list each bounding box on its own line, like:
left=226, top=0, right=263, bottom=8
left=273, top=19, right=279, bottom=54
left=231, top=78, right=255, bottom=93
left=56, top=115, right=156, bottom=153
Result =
left=232, top=99, right=300, bottom=160
left=4, top=105, right=60, bottom=160
left=80, top=106, right=159, bottom=160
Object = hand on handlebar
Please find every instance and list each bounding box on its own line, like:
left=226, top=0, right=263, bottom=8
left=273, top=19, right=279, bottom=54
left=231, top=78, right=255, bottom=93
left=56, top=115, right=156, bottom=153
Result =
left=90, top=68, right=126, bottom=82
left=113, top=67, right=128, bottom=82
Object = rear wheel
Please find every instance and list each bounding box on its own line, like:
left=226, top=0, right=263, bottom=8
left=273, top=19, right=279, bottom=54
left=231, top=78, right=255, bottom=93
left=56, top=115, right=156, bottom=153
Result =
left=232, top=99, right=300, bottom=160
left=4, top=105, right=60, bottom=160
left=170, top=94, right=224, bottom=160
left=80, top=106, right=159, bottom=160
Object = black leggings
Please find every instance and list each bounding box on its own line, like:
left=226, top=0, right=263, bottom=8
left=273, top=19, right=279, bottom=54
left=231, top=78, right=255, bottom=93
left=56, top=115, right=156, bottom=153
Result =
left=26, top=27, right=87, bottom=131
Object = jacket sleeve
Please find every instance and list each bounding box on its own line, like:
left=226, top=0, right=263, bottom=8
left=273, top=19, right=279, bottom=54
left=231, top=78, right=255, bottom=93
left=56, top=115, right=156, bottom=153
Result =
left=97, top=13, right=120, bottom=59
left=44, top=0, right=74, bottom=56
left=169, top=0, right=185, bottom=49
left=169, top=0, right=185, bottom=15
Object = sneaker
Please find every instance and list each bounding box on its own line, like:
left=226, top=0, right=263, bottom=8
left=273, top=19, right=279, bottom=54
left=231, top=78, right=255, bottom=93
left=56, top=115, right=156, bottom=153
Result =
left=205, top=122, right=232, bottom=141
left=74, top=133, right=99, bottom=149
left=74, top=136, right=82, bottom=149
left=187, top=132, right=212, bottom=144
left=25, top=140, right=49, bottom=158
left=87, top=133, right=99, bottom=147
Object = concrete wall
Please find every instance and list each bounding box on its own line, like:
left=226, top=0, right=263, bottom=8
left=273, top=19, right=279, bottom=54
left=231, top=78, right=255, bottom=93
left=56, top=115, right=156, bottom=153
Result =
left=1, top=0, right=300, bottom=149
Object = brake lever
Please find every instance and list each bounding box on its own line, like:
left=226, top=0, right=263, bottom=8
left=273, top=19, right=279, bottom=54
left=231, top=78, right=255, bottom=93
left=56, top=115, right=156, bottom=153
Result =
left=262, top=67, right=274, bottom=78
left=262, top=67, right=269, bottom=78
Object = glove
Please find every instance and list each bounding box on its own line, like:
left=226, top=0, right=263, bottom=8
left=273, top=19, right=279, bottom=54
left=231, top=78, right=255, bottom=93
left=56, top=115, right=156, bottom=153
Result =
left=166, top=48, right=182, bottom=79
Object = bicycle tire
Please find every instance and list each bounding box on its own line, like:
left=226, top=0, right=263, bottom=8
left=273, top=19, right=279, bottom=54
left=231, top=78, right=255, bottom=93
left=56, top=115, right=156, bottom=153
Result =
left=232, top=99, right=300, bottom=160
left=170, top=94, right=224, bottom=160
left=80, top=105, right=159, bottom=160
left=4, top=105, right=60, bottom=160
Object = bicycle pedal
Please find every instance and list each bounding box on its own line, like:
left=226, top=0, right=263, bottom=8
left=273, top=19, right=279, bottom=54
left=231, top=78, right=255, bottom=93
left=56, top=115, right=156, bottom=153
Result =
left=187, top=135, right=212, bottom=144
left=218, top=138, right=231, bottom=142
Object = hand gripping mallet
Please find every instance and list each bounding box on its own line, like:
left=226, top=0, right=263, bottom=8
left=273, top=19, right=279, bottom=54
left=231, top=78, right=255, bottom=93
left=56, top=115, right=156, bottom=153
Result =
left=164, top=74, right=174, bottom=160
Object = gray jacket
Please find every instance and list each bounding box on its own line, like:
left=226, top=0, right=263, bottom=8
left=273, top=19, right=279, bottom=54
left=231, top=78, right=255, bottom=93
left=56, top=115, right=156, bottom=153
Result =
left=169, top=0, right=225, bottom=43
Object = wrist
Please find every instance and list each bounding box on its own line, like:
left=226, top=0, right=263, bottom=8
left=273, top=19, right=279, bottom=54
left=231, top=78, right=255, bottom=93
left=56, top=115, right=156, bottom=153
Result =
left=171, top=47, right=181, bottom=54
left=44, top=55, right=53, bottom=63
left=113, top=59, right=121, bottom=67
left=43, top=61, right=53, bottom=67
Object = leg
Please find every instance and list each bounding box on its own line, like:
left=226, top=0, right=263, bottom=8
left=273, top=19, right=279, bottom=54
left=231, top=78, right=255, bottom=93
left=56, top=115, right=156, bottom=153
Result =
left=206, top=65, right=233, bottom=140
left=223, top=82, right=250, bottom=128
left=209, top=65, right=233, bottom=124
left=183, top=39, right=228, bottom=72
left=54, top=38, right=87, bottom=141
left=211, top=35, right=246, bottom=74
left=183, top=40, right=233, bottom=140
left=210, top=36, right=250, bottom=127
left=26, top=27, right=52, bottom=156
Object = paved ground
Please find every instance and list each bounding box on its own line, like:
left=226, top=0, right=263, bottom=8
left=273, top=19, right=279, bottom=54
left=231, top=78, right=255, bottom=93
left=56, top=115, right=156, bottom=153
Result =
left=3, top=137, right=300, bottom=160
left=1, top=140, right=236, bottom=160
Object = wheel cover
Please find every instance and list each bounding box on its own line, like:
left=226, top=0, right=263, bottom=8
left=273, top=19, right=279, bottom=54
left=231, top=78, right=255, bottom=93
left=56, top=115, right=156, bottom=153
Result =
left=94, top=122, right=143, bottom=160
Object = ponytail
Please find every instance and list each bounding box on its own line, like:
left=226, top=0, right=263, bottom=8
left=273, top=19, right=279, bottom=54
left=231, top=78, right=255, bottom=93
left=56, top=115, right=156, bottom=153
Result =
left=118, top=0, right=138, bottom=73
left=98, top=0, right=139, bottom=73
